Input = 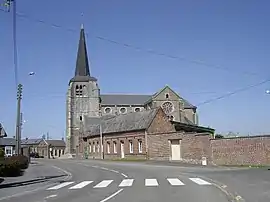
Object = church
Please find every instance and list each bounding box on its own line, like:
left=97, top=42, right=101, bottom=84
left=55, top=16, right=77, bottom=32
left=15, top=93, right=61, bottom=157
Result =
left=65, top=26, right=214, bottom=162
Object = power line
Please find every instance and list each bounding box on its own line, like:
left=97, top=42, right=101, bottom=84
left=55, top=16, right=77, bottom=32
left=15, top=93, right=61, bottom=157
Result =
left=2, top=8, right=269, bottom=107
left=25, top=90, right=221, bottom=100
left=196, top=78, right=270, bottom=106
left=0, top=8, right=264, bottom=78
left=26, top=76, right=270, bottom=108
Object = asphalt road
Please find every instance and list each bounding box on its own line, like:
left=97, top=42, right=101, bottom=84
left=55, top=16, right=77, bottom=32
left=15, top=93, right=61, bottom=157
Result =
left=0, top=159, right=239, bottom=202
left=184, top=166, right=270, bottom=202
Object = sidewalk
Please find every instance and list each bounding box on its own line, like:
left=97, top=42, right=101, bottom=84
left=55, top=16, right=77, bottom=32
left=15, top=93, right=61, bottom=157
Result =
left=0, top=160, right=67, bottom=187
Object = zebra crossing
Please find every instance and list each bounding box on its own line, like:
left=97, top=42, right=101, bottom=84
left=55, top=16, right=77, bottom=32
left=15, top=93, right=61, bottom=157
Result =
left=46, top=177, right=211, bottom=191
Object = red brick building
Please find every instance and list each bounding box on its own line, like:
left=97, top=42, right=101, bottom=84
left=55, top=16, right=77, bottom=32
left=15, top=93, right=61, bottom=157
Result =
left=81, top=107, right=213, bottom=164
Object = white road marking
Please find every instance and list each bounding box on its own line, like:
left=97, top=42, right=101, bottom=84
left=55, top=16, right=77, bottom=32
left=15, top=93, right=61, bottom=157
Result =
left=94, top=180, right=113, bottom=188
left=78, top=163, right=127, bottom=178
left=109, top=169, right=119, bottom=173
left=69, top=181, right=93, bottom=189
left=100, top=167, right=109, bottom=171
left=167, top=178, right=185, bottom=186
left=100, top=189, right=123, bottom=202
left=47, top=182, right=74, bottom=190
left=145, top=179, right=158, bottom=186
left=121, top=173, right=128, bottom=178
left=189, top=178, right=212, bottom=185
left=119, top=179, right=134, bottom=187
left=44, top=194, right=57, bottom=199
left=51, top=166, right=72, bottom=181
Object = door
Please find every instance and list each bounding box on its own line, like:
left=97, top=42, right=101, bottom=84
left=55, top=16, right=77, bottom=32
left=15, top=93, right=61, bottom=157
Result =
left=120, top=142, right=125, bottom=159
left=171, top=139, right=181, bottom=160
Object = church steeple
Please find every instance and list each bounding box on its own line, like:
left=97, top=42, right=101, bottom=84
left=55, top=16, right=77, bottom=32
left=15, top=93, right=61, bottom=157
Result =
left=75, top=25, right=90, bottom=77
left=70, top=25, right=97, bottom=83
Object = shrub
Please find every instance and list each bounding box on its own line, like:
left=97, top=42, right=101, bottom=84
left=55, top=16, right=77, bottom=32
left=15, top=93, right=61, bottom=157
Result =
left=0, top=155, right=29, bottom=177
left=0, top=148, right=4, bottom=158
left=8, top=155, right=29, bottom=169
left=0, top=160, right=22, bottom=177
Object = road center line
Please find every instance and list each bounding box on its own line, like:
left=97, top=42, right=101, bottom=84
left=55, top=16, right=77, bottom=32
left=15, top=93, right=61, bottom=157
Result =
left=100, top=189, right=123, bottom=202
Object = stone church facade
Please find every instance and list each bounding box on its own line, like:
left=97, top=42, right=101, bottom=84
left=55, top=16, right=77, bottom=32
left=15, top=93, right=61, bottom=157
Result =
left=65, top=26, right=211, bottom=162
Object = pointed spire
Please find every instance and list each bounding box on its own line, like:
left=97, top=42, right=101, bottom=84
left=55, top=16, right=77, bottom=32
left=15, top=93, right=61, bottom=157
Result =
left=75, top=26, right=90, bottom=77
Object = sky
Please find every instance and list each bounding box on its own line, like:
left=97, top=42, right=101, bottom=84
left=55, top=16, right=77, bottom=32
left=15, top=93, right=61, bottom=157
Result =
left=1, top=0, right=270, bottom=139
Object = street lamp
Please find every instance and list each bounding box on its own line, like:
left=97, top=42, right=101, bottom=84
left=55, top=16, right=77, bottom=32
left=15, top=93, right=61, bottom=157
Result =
left=266, top=90, right=270, bottom=94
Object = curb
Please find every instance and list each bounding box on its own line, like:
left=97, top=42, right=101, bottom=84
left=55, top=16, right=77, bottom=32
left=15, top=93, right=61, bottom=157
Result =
left=0, top=174, right=67, bottom=189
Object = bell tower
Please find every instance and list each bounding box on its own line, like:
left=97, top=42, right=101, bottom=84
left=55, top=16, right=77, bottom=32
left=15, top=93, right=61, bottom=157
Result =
left=66, top=25, right=100, bottom=155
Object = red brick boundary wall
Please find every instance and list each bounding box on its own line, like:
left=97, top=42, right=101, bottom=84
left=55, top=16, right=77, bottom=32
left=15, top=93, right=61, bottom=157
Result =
left=211, top=135, right=270, bottom=166
left=147, top=132, right=212, bottom=164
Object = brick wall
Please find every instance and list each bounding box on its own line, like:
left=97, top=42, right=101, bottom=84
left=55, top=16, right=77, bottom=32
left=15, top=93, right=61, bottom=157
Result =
left=86, top=131, right=147, bottom=160
left=211, top=135, right=270, bottom=165
left=147, top=108, right=176, bottom=134
left=147, top=132, right=212, bottom=164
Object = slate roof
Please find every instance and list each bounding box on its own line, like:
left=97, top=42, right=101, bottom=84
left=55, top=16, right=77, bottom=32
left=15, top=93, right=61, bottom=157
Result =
left=21, top=138, right=43, bottom=145
left=84, top=108, right=160, bottom=136
left=100, top=94, right=195, bottom=108
left=0, top=138, right=15, bottom=146
left=100, top=94, right=151, bottom=105
left=45, top=140, right=66, bottom=147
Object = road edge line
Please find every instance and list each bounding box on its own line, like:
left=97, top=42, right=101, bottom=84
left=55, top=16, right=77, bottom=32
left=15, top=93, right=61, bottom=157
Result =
left=51, top=165, right=72, bottom=181
left=76, top=162, right=129, bottom=178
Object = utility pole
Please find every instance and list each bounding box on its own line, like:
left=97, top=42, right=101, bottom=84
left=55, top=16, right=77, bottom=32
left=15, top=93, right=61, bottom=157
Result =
left=15, top=83, right=22, bottom=155
left=19, top=112, right=23, bottom=149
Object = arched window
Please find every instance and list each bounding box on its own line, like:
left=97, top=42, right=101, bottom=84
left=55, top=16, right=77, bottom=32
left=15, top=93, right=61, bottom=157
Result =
left=104, top=107, right=112, bottom=114
left=75, top=85, right=83, bottom=96
left=119, top=107, right=127, bottom=114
